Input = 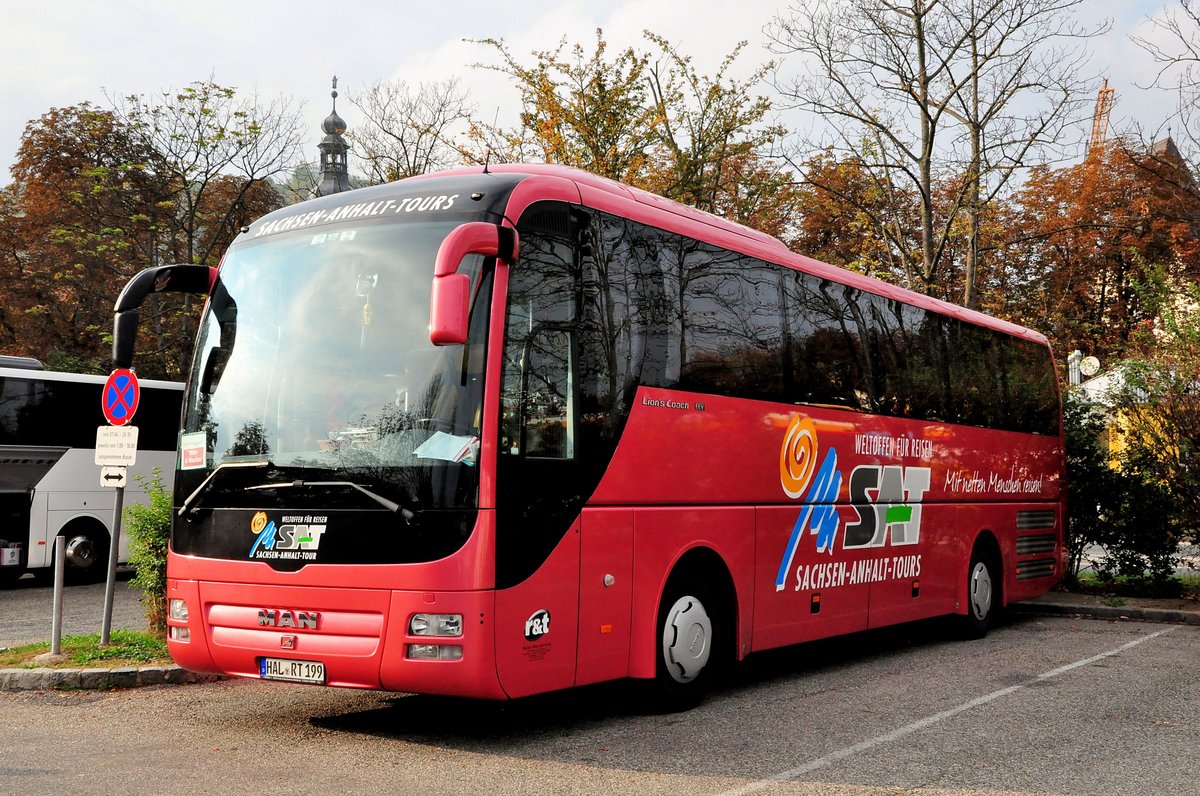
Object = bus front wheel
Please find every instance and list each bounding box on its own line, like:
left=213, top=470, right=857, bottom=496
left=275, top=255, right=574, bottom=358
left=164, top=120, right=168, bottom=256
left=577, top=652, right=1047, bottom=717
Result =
left=652, top=576, right=724, bottom=711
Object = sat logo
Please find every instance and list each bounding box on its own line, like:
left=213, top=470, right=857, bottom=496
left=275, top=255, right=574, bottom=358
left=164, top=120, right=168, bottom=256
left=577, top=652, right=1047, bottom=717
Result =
left=524, top=610, right=551, bottom=641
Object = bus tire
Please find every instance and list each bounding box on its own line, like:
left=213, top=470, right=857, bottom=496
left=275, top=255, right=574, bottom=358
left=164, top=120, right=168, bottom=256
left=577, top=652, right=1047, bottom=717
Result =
left=960, top=543, right=1001, bottom=639
left=59, top=522, right=110, bottom=584
left=652, top=575, right=725, bottom=712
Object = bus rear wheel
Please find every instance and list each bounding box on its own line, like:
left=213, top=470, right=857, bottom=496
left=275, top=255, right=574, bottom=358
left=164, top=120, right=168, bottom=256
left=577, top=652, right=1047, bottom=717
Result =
left=652, top=576, right=725, bottom=711
left=960, top=545, right=1000, bottom=639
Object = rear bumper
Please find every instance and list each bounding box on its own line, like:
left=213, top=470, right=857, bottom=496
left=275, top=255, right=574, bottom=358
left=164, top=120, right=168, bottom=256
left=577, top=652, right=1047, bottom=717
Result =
left=166, top=579, right=506, bottom=699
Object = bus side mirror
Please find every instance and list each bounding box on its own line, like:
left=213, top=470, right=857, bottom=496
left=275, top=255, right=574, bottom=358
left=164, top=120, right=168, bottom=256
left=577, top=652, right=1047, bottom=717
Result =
left=430, top=222, right=517, bottom=346
left=113, top=264, right=217, bottom=368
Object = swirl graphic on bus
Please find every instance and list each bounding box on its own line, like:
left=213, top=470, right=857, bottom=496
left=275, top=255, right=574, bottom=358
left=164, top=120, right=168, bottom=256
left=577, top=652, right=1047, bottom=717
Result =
left=775, top=415, right=844, bottom=591
left=780, top=416, right=819, bottom=498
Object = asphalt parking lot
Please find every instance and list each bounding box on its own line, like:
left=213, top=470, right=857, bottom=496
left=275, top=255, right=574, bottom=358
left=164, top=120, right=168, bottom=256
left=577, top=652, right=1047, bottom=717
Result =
left=0, top=571, right=145, bottom=648
left=2, top=611, right=1196, bottom=796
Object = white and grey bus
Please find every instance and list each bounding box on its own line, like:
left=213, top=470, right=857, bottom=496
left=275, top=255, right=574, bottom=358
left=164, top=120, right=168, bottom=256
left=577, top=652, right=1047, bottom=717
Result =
left=0, top=357, right=182, bottom=584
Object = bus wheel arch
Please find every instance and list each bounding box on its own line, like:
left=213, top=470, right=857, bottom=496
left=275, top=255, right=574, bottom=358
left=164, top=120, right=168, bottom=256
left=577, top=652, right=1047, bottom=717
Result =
left=960, top=531, right=1003, bottom=639
left=651, top=547, right=737, bottom=710
left=57, top=517, right=111, bottom=580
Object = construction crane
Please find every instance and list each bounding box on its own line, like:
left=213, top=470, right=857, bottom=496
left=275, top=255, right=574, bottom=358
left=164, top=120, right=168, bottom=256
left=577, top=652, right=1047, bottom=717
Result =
left=1087, top=78, right=1115, bottom=157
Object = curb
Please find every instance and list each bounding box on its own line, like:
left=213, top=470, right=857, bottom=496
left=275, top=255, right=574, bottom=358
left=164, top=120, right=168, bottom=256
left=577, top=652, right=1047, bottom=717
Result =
left=1009, top=601, right=1200, bottom=626
left=0, top=665, right=226, bottom=692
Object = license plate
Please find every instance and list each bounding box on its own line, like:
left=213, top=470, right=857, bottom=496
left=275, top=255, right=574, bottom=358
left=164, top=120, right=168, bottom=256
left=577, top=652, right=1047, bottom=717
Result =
left=259, top=657, right=325, bottom=684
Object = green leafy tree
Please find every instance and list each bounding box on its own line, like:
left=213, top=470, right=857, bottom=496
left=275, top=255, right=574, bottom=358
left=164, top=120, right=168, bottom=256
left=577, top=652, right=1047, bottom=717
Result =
left=465, top=29, right=796, bottom=235
left=466, top=30, right=663, bottom=184
left=1063, top=390, right=1183, bottom=589
left=1111, top=278, right=1200, bottom=549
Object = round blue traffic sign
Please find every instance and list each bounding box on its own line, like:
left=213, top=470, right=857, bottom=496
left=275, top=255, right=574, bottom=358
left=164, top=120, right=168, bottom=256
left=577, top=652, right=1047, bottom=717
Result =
left=102, top=368, right=140, bottom=426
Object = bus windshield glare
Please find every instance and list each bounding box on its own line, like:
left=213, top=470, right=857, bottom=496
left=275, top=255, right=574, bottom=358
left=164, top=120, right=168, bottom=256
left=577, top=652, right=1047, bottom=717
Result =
left=175, top=217, right=492, bottom=565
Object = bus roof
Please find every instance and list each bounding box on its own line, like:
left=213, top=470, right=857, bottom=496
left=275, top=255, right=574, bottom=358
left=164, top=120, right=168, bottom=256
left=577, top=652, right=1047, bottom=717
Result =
left=0, top=355, right=44, bottom=370
left=246, top=163, right=1051, bottom=348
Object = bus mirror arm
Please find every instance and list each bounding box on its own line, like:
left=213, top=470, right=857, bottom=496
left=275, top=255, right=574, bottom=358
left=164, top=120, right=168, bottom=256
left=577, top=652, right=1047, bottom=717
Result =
left=430, top=223, right=518, bottom=346
left=112, top=264, right=218, bottom=369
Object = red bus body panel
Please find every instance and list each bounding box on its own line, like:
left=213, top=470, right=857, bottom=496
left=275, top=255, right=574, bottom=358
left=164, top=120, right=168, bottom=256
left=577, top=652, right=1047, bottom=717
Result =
left=166, top=165, right=1066, bottom=700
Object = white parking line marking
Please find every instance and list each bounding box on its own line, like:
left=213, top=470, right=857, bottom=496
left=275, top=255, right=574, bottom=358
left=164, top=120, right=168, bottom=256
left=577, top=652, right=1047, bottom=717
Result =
left=717, top=627, right=1178, bottom=796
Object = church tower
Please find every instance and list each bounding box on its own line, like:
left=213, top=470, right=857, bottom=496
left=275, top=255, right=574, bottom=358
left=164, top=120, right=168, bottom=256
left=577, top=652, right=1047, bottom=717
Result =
left=314, top=76, right=352, bottom=197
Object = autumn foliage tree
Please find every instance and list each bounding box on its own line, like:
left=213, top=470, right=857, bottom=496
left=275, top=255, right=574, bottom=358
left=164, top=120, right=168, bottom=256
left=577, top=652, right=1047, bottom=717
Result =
left=987, top=140, right=1200, bottom=362
left=3, top=104, right=159, bottom=371
left=465, top=29, right=798, bottom=233
left=0, top=82, right=302, bottom=378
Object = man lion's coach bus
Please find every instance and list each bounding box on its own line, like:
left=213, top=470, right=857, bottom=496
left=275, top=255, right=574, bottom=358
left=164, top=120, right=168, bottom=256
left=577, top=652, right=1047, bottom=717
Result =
left=0, top=358, right=182, bottom=584
left=112, top=164, right=1065, bottom=707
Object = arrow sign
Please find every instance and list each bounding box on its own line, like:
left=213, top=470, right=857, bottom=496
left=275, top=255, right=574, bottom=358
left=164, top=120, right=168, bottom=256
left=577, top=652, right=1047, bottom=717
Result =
left=100, top=466, right=128, bottom=489
left=102, top=368, right=140, bottom=426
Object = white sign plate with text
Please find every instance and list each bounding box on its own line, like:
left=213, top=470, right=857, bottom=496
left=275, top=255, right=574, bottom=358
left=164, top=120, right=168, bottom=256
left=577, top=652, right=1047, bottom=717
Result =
left=95, top=426, right=138, bottom=466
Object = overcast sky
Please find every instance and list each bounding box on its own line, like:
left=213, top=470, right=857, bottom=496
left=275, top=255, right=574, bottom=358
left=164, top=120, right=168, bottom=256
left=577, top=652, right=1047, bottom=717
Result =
left=1, top=0, right=1187, bottom=181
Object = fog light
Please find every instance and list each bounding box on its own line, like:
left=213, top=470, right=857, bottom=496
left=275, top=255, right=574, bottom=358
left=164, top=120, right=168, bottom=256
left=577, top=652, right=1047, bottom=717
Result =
left=409, top=613, right=462, bottom=637
left=169, top=626, right=191, bottom=642
left=407, top=643, right=463, bottom=660
left=169, top=599, right=189, bottom=621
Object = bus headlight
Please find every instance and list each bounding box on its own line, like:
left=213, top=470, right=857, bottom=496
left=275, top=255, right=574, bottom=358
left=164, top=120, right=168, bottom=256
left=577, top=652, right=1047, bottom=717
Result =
left=407, top=644, right=463, bottom=660
left=169, top=626, right=191, bottom=642
left=409, top=613, right=462, bottom=637
left=169, top=599, right=189, bottom=621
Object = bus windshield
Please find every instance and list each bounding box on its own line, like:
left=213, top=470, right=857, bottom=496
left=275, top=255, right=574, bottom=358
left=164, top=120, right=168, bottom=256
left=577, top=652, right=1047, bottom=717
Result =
left=179, top=217, right=491, bottom=523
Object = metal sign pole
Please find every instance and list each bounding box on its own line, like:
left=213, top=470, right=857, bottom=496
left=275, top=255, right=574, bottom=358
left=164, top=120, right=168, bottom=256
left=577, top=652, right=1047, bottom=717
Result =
left=100, top=485, right=125, bottom=646
left=98, top=367, right=139, bottom=647
left=51, top=535, right=65, bottom=655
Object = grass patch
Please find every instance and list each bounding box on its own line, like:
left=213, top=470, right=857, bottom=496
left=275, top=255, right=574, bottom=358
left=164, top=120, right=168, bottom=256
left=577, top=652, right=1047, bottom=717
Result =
left=0, top=629, right=171, bottom=669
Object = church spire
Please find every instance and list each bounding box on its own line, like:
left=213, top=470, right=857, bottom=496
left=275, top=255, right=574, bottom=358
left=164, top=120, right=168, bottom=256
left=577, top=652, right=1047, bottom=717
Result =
left=314, top=76, right=352, bottom=197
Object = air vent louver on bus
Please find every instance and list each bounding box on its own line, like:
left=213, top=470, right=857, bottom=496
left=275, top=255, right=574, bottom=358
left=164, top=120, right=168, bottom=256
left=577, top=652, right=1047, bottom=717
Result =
left=1016, top=558, right=1056, bottom=580
left=521, top=207, right=572, bottom=238
left=1016, top=534, right=1058, bottom=555
left=1016, top=510, right=1056, bottom=530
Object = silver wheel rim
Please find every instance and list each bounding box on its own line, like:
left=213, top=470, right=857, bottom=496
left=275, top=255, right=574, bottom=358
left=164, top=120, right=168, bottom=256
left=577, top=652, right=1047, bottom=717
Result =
left=64, top=535, right=98, bottom=569
left=969, top=561, right=992, bottom=620
left=662, top=594, right=712, bottom=684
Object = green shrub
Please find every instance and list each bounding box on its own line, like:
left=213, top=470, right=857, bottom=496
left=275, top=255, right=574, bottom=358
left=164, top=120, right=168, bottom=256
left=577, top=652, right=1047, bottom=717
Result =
left=1063, top=391, right=1182, bottom=588
left=124, top=468, right=171, bottom=636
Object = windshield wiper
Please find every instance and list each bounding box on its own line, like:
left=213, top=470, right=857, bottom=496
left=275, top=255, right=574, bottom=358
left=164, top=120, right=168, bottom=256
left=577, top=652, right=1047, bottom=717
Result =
left=243, top=479, right=414, bottom=520
left=177, top=460, right=272, bottom=517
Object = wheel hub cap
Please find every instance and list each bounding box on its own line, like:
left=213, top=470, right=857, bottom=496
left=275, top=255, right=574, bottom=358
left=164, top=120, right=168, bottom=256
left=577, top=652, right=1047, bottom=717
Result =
left=662, top=595, right=712, bottom=683
left=970, top=562, right=992, bottom=619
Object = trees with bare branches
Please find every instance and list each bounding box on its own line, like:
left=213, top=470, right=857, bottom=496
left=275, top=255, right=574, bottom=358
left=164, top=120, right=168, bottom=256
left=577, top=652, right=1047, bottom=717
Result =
left=347, top=77, right=472, bottom=183
left=767, top=0, right=1103, bottom=305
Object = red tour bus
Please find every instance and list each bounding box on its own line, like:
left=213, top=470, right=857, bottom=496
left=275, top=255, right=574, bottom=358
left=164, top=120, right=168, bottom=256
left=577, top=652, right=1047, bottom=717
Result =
left=113, top=164, right=1065, bottom=707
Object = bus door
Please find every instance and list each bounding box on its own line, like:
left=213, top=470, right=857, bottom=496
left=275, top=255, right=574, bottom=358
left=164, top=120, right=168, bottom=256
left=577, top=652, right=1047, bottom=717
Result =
left=575, top=507, right=633, bottom=687
left=493, top=323, right=582, bottom=699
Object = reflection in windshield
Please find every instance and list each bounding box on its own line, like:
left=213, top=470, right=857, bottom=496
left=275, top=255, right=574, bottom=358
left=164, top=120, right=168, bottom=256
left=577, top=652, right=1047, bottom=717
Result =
left=181, top=218, right=489, bottom=512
